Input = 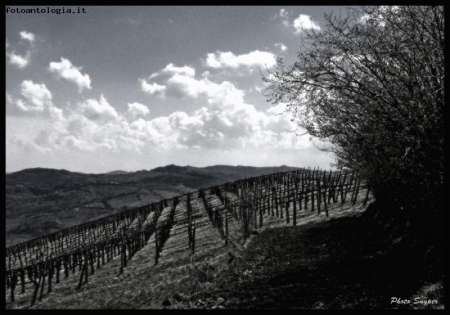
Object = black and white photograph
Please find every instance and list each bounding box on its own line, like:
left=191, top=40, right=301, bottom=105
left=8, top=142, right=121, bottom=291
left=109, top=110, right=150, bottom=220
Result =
left=4, top=5, right=444, bottom=309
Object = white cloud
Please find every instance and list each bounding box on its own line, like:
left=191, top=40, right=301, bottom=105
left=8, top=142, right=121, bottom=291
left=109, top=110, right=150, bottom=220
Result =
left=275, top=43, right=288, bottom=52
left=10, top=80, right=64, bottom=120
left=205, top=50, right=277, bottom=69
left=11, top=64, right=314, bottom=161
left=293, top=14, right=321, bottom=33
left=127, top=102, right=150, bottom=118
left=165, top=74, right=246, bottom=108
left=24, top=95, right=126, bottom=153
left=134, top=65, right=311, bottom=151
left=266, top=103, right=288, bottom=116
left=7, top=51, right=30, bottom=69
left=19, top=31, right=35, bottom=43
left=77, top=95, right=118, bottom=122
left=16, top=80, right=53, bottom=112
left=6, top=31, right=36, bottom=69
left=270, top=9, right=290, bottom=27
left=9, top=135, right=53, bottom=154
left=142, top=63, right=196, bottom=97
left=161, top=63, right=195, bottom=77
left=47, top=105, right=64, bottom=121
left=49, top=58, right=92, bottom=92
left=140, top=79, right=167, bottom=97
left=148, top=63, right=196, bottom=79
left=278, top=9, right=290, bottom=27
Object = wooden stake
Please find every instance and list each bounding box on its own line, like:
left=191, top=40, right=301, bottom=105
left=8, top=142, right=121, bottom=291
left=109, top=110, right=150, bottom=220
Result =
left=363, top=186, right=371, bottom=206
left=293, top=193, right=297, bottom=226
left=31, top=270, right=42, bottom=306
left=286, top=197, right=290, bottom=224
left=317, top=180, right=322, bottom=214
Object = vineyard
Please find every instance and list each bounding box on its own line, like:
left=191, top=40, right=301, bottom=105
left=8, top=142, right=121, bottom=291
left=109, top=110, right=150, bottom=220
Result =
left=5, top=168, right=371, bottom=308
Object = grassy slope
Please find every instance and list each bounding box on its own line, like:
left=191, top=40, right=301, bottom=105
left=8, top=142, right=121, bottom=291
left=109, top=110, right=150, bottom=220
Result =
left=6, top=178, right=443, bottom=309
left=7, top=194, right=234, bottom=309
left=175, top=202, right=444, bottom=310
left=6, top=186, right=373, bottom=309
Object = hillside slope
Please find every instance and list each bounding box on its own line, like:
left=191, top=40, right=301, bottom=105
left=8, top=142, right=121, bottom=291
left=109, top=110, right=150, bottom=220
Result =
left=6, top=165, right=298, bottom=246
left=5, top=168, right=443, bottom=310
left=176, top=204, right=444, bottom=310
left=6, top=168, right=363, bottom=309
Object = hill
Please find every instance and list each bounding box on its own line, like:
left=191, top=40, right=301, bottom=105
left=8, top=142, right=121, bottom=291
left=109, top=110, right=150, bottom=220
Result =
left=104, top=170, right=129, bottom=175
left=5, top=165, right=300, bottom=246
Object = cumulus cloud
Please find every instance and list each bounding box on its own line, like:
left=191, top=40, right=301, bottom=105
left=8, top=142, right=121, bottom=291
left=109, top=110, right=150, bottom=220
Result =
left=270, top=9, right=291, bottom=28
left=293, top=14, right=321, bottom=33
left=19, top=31, right=35, bottom=43
left=205, top=50, right=277, bottom=69
left=279, top=8, right=289, bottom=18
left=141, top=63, right=197, bottom=97
left=23, top=95, right=132, bottom=153
left=140, top=79, right=167, bottom=97
left=9, top=135, right=53, bottom=154
left=126, top=102, right=150, bottom=118
left=165, top=74, right=246, bottom=107
left=12, top=62, right=313, bottom=161
left=275, top=43, right=288, bottom=52
left=279, top=8, right=290, bottom=27
left=49, top=58, right=92, bottom=92
left=159, top=63, right=195, bottom=77
left=269, top=8, right=291, bottom=27
left=77, top=95, right=118, bottom=122
left=133, top=64, right=310, bottom=151
left=266, top=103, right=289, bottom=116
left=15, top=80, right=52, bottom=112
left=6, top=31, right=37, bottom=69
left=7, top=51, right=30, bottom=69
left=9, top=80, right=64, bottom=120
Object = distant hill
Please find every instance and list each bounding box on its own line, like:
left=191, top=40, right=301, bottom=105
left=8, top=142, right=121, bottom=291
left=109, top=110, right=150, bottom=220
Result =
left=7, top=167, right=92, bottom=187
left=202, top=165, right=298, bottom=177
left=104, top=170, right=129, bottom=175
left=5, top=164, right=301, bottom=246
left=151, top=164, right=188, bottom=173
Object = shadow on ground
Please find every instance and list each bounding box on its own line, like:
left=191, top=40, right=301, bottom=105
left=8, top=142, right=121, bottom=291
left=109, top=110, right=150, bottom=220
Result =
left=178, top=202, right=444, bottom=309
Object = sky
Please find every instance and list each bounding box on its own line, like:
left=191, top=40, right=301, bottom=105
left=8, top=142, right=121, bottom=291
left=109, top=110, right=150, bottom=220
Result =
left=5, top=5, right=347, bottom=174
